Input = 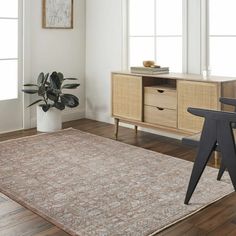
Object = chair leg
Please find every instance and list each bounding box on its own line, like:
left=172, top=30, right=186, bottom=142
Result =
left=217, top=161, right=226, bottom=181
left=217, top=122, right=236, bottom=190
left=184, top=120, right=217, bottom=205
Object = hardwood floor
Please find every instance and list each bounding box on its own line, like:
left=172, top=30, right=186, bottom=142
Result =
left=0, top=118, right=235, bottom=235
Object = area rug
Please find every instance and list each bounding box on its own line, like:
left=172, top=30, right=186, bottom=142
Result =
left=0, top=129, right=234, bottom=236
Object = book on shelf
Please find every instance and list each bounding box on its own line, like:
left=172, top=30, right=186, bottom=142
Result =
left=130, top=66, right=169, bottom=75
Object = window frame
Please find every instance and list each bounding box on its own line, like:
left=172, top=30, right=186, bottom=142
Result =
left=125, top=0, right=188, bottom=73
left=0, top=0, right=22, bottom=101
left=203, top=0, right=236, bottom=77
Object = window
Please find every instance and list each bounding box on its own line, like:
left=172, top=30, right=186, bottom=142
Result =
left=128, top=0, right=183, bottom=72
left=208, top=0, right=236, bottom=76
left=0, top=0, right=19, bottom=100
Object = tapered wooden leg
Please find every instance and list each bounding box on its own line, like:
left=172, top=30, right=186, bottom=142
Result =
left=214, top=151, right=220, bottom=167
left=185, top=120, right=217, bottom=205
left=114, top=118, right=119, bottom=139
left=134, top=125, right=138, bottom=134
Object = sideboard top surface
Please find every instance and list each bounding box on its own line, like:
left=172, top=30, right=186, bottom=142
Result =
left=112, top=71, right=236, bottom=83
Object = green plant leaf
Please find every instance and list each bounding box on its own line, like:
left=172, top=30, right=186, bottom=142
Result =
left=58, top=72, right=64, bottom=83
left=22, top=89, right=38, bottom=94
left=47, top=90, right=58, bottom=102
left=50, top=72, right=62, bottom=89
left=64, top=77, right=78, bottom=81
left=27, top=99, right=43, bottom=108
left=43, top=73, right=49, bottom=85
left=54, top=102, right=65, bottom=110
left=23, top=84, right=38, bottom=87
left=40, top=104, right=51, bottom=112
left=61, top=94, right=79, bottom=108
left=62, top=83, right=80, bottom=89
left=38, top=85, right=46, bottom=96
left=51, top=88, right=61, bottom=94
left=37, top=72, right=44, bottom=85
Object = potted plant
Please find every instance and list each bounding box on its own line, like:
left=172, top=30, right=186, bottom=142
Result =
left=22, top=71, right=80, bottom=132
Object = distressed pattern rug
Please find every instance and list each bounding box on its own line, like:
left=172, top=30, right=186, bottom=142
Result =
left=0, top=128, right=234, bottom=236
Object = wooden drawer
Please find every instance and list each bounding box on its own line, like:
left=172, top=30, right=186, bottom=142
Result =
left=144, top=105, right=177, bottom=128
left=144, top=86, right=177, bottom=109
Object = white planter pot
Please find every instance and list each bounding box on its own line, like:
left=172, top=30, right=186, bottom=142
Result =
left=37, top=106, right=62, bottom=132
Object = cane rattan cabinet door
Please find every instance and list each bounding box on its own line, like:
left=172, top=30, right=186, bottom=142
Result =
left=112, top=74, right=142, bottom=121
left=178, top=80, right=219, bottom=133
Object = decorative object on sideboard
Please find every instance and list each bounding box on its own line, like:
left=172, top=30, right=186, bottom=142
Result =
left=130, top=60, right=169, bottom=74
left=143, top=60, right=155, bottom=67
left=42, top=0, right=73, bottom=29
left=22, top=71, right=80, bottom=132
left=130, top=66, right=169, bottom=75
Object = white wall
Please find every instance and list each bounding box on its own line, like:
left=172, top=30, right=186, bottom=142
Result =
left=23, top=0, right=203, bottom=130
left=85, top=0, right=123, bottom=122
left=24, top=0, right=86, bottom=128
left=85, top=0, right=203, bottom=125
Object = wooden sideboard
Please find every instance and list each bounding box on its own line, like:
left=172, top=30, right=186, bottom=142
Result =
left=111, top=72, right=236, bottom=137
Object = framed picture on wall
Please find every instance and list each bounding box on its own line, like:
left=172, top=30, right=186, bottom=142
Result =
left=42, top=0, right=73, bottom=29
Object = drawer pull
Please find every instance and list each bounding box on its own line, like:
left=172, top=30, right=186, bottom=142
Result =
left=156, top=107, right=164, bottom=111
left=157, top=89, right=164, bottom=93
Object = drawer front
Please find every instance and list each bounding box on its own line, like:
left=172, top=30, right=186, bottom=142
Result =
left=144, top=87, right=177, bottom=109
left=144, top=105, right=177, bottom=128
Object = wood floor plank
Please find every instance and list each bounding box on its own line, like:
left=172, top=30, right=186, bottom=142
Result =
left=197, top=205, right=236, bottom=232
left=208, top=221, right=236, bottom=236
left=33, top=227, right=68, bottom=236
left=0, top=208, right=36, bottom=229
left=0, top=118, right=235, bottom=235
left=0, top=216, right=52, bottom=236
left=0, top=202, right=23, bottom=218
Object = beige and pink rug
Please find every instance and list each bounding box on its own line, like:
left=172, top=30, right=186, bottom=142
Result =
left=0, top=128, right=234, bottom=236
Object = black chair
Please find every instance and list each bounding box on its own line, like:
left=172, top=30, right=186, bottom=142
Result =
left=183, top=98, right=236, bottom=205
left=183, top=98, right=236, bottom=179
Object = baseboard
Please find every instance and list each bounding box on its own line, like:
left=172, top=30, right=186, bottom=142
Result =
left=85, top=111, right=183, bottom=140
left=86, top=110, right=114, bottom=124
left=31, top=109, right=86, bottom=128
left=63, top=109, right=86, bottom=122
